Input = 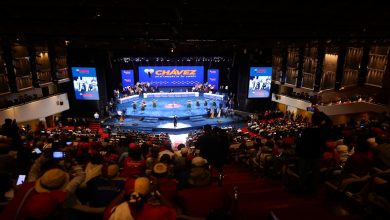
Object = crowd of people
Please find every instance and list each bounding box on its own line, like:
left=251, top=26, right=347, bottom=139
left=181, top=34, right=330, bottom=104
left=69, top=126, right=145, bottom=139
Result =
left=1, top=107, right=390, bottom=219
left=0, top=117, right=235, bottom=219
left=191, top=82, right=217, bottom=93
left=231, top=109, right=390, bottom=217
left=114, top=82, right=159, bottom=99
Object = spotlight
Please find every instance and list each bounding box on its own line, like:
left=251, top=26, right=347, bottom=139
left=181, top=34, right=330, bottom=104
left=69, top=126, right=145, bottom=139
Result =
left=171, top=48, right=174, bottom=53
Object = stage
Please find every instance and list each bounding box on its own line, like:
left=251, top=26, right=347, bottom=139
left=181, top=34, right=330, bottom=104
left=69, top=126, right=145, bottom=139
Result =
left=103, top=92, right=245, bottom=133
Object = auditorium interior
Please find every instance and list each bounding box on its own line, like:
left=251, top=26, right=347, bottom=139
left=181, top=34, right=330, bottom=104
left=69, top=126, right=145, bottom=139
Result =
left=1, top=1, right=390, bottom=219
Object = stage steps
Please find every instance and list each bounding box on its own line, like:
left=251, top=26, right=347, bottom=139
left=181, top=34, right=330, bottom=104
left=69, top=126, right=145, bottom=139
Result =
left=143, top=117, right=159, bottom=123
left=190, top=115, right=205, bottom=122
left=137, top=127, right=154, bottom=132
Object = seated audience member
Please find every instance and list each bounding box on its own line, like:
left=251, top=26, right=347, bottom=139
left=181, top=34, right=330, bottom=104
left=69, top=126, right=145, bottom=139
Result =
left=0, top=173, right=12, bottom=205
left=86, top=164, right=126, bottom=208
left=80, top=154, right=104, bottom=188
left=120, top=143, right=146, bottom=178
left=150, top=163, right=177, bottom=203
left=107, top=177, right=176, bottom=220
left=338, top=139, right=374, bottom=192
left=1, top=158, right=86, bottom=220
left=176, top=157, right=231, bottom=218
left=145, top=147, right=160, bottom=174
left=371, top=134, right=390, bottom=169
left=336, top=143, right=350, bottom=164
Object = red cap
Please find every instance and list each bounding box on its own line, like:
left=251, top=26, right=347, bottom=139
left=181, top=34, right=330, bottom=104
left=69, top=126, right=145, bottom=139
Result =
left=128, top=143, right=138, bottom=150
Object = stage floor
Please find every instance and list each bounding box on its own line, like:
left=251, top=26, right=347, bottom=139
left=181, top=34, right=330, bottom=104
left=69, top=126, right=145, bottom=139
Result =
left=116, top=95, right=223, bottom=118
left=106, top=92, right=246, bottom=133
left=103, top=115, right=245, bottom=133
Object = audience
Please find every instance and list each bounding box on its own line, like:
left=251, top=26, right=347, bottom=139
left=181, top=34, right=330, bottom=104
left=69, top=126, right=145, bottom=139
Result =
left=0, top=106, right=389, bottom=219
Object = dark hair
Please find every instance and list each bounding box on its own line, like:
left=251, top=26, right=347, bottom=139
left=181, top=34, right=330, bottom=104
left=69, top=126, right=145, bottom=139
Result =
left=159, top=154, right=171, bottom=164
left=177, top=143, right=185, bottom=150
left=128, top=148, right=142, bottom=161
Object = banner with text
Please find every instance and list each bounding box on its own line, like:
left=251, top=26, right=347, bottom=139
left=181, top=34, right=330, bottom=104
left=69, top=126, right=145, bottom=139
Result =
left=138, top=66, right=204, bottom=86
left=121, top=69, right=135, bottom=87
left=207, top=69, right=219, bottom=88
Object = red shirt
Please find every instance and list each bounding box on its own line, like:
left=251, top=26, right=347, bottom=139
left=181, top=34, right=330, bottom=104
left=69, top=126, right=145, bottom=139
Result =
left=156, top=177, right=177, bottom=203
left=1, top=182, right=67, bottom=220
left=120, top=157, right=146, bottom=177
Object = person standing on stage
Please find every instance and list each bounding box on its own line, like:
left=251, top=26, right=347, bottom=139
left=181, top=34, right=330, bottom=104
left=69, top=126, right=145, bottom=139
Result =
left=173, top=115, right=178, bottom=128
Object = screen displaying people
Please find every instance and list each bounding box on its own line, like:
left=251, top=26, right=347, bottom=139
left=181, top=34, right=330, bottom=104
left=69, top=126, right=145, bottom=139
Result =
left=72, top=67, right=100, bottom=100
left=248, top=67, right=272, bottom=98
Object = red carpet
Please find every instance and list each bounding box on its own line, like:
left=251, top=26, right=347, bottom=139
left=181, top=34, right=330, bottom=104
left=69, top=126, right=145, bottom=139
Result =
left=221, top=164, right=362, bottom=220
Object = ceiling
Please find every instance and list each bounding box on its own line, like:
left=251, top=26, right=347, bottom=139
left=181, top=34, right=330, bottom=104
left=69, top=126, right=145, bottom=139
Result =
left=1, top=0, right=390, bottom=51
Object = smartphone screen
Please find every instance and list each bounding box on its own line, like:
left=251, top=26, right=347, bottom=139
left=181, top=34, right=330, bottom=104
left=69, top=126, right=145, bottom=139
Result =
left=53, top=151, right=64, bottom=158
left=33, top=148, right=42, bottom=154
left=16, top=175, right=26, bottom=185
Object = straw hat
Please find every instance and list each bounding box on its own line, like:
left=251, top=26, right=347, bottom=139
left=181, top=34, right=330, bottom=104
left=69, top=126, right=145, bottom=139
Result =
left=134, top=177, right=151, bottom=195
left=35, top=168, right=70, bottom=193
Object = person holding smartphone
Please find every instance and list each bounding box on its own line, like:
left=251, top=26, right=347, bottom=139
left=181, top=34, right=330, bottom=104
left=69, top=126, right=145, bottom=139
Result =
left=1, top=154, right=87, bottom=220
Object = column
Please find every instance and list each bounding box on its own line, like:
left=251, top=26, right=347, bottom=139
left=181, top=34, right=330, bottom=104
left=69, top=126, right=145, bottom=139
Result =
left=335, top=47, right=346, bottom=90
left=48, top=41, right=58, bottom=83
left=358, top=46, right=370, bottom=86
left=27, top=41, right=39, bottom=88
left=296, top=47, right=304, bottom=88
left=2, top=39, right=17, bottom=92
left=280, top=48, right=288, bottom=84
left=314, top=46, right=325, bottom=92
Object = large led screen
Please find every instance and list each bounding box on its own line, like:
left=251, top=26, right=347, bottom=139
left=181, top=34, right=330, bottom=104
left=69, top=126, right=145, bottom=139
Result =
left=248, top=67, right=272, bottom=98
left=121, top=69, right=135, bottom=87
left=207, top=69, right=219, bottom=89
left=71, top=67, right=100, bottom=100
left=138, top=66, right=204, bottom=86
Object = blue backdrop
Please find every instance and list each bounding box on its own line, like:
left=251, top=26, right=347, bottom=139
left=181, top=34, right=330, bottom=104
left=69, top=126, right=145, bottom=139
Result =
left=138, top=66, right=204, bottom=86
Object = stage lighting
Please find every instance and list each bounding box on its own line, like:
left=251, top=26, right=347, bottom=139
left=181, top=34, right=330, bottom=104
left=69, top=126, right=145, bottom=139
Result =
left=117, top=110, right=122, bottom=116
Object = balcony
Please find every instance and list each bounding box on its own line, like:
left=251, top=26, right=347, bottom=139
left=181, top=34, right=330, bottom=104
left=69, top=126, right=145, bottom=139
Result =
left=57, top=68, right=70, bottom=82
left=37, top=70, right=52, bottom=85
left=317, top=101, right=388, bottom=116
left=0, top=93, right=70, bottom=123
left=16, top=75, right=33, bottom=90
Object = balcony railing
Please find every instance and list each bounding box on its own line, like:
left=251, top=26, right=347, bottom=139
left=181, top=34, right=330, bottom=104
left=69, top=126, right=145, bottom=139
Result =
left=320, top=71, right=336, bottom=90
left=37, top=71, right=52, bottom=84
left=16, top=75, right=33, bottom=90
left=341, top=69, right=359, bottom=87
left=57, top=68, right=69, bottom=81
left=302, top=72, right=315, bottom=89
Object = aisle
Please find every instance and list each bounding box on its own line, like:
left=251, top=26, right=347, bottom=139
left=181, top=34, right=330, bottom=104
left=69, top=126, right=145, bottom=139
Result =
left=221, top=164, right=362, bottom=220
